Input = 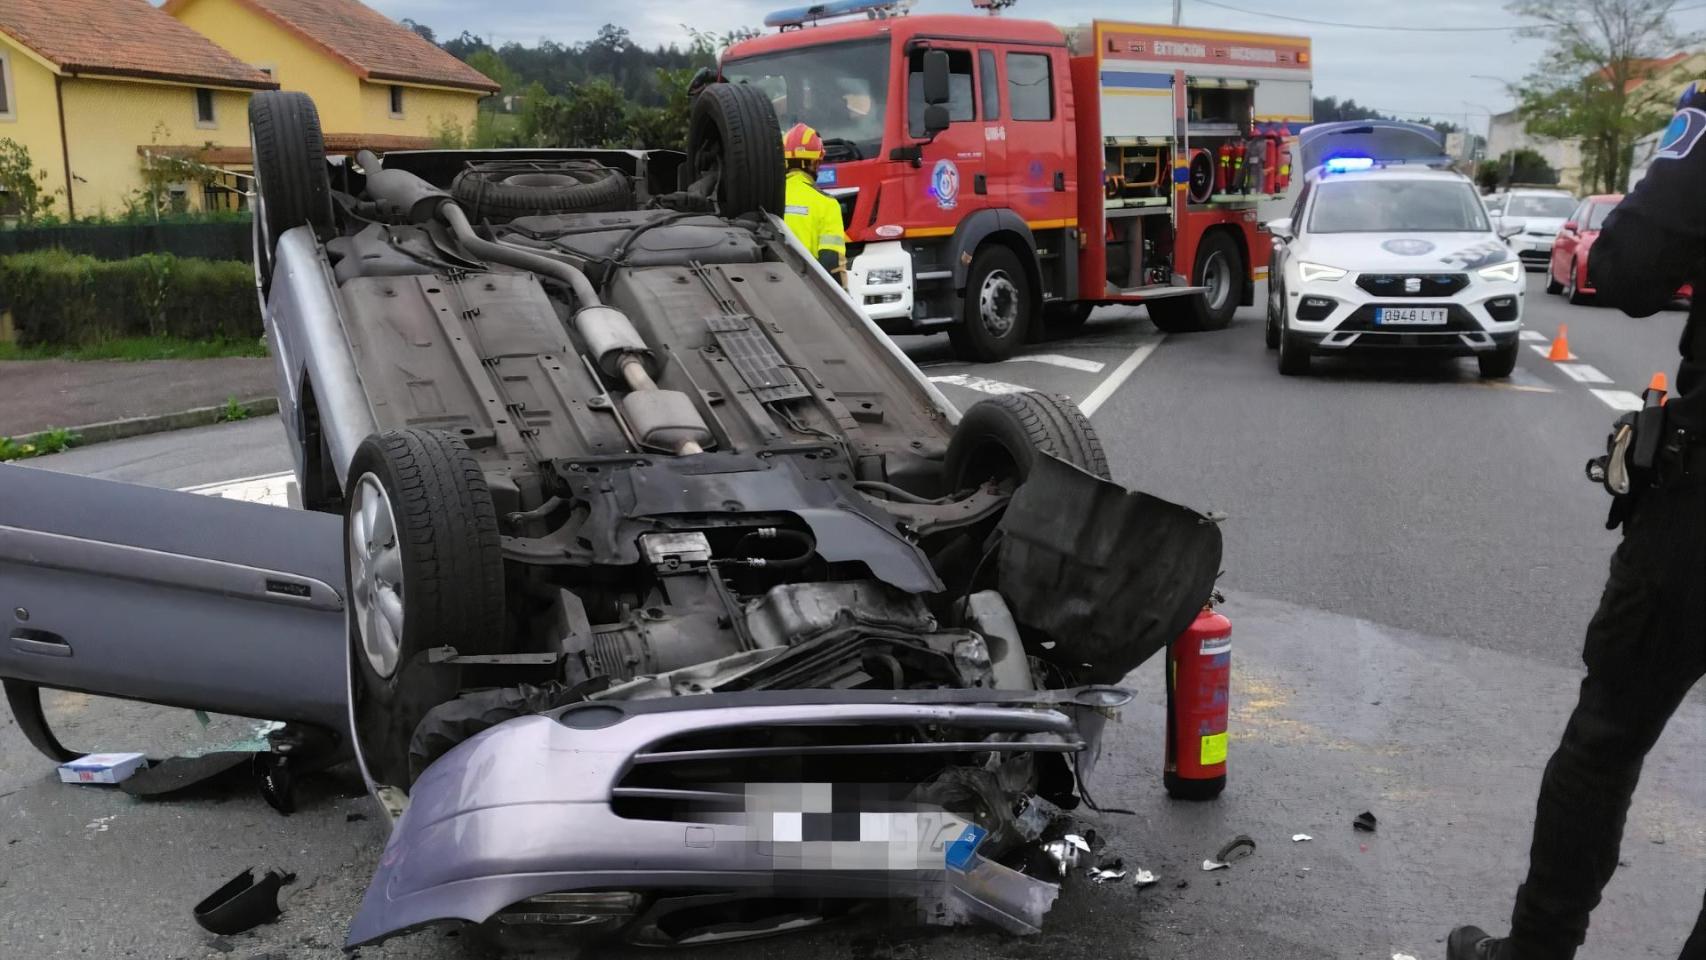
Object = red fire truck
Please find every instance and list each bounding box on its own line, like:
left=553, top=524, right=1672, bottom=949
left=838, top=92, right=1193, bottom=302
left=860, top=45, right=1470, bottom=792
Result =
left=721, top=1, right=1313, bottom=360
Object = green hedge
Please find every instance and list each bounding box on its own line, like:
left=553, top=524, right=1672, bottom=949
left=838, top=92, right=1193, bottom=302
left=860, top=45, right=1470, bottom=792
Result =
left=0, top=250, right=260, bottom=346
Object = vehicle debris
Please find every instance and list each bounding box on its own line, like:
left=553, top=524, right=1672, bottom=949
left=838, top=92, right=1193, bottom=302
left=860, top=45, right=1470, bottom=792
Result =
left=1292, top=833, right=1314, bottom=842
left=1042, top=834, right=1093, bottom=877
left=1215, top=834, right=1257, bottom=863
left=1133, top=869, right=1159, bottom=888
left=58, top=752, right=147, bottom=785
left=1087, top=858, right=1127, bottom=883
left=1354, top=811, right=1379, bottom=833
left=1201, top=859, right=1230, bottom=872
left=193, top=868, right=296, bottom=935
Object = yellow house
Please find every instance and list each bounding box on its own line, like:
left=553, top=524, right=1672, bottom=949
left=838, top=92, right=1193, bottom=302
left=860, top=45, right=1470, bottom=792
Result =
left=0, top=0, right=277, bottom=219
left=165, top=0, right=498, bottom=153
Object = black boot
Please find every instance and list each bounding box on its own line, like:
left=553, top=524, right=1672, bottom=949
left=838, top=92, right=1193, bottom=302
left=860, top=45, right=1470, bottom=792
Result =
left=1447, top=926, right=1508, bottom=960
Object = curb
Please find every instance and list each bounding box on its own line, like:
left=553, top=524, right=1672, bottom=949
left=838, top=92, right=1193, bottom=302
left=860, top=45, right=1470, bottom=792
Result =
left=8, top=397, right=279, bottom=449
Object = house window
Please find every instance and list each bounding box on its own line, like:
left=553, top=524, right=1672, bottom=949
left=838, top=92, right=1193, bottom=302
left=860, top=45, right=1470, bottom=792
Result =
left=389, top=85, right=405, bottom=118
left=195, top=88, right=216, bottom=127
left=167, top=184, right=190, bottom=213
left=1, top=49, right=16, bottom=121
left=1006, top=52, right=1054, bottom=121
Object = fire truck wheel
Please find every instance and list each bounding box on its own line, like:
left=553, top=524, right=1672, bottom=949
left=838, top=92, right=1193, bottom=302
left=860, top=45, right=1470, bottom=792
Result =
left=249, top=91, right=334, bottom=293
left=346, top=429, right=506, bottom=789
left=950, top=245, right=1033, bottom=361
left=687, top=83, right=785, bottom=219
left=944, top=391, right=1110, bottom=491
left=1193, top=232, right=1242, bottom=329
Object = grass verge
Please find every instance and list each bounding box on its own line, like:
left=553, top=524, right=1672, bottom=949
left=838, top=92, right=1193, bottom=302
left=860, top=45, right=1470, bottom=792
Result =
left=0, top=336, right=268, bottom=362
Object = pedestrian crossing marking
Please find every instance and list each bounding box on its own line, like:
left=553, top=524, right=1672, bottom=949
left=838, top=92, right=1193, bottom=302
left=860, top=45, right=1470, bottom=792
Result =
left=1555, top=363, right=1613, bottom=384
left=1589, top=388, right=1644, bottom=412
left=927, top=374, right=1033, bottom=395
left=1000, top=353, right=1106, bottom=373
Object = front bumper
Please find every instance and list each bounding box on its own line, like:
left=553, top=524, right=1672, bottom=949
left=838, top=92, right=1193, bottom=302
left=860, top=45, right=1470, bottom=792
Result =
left=848, top=241, right=914, bottom=324
left=1506, top=235, right=1556, bottom=265
left=347, top=689, right=1116, bottom=948
left=1286, top=269, right=1523, bottom=354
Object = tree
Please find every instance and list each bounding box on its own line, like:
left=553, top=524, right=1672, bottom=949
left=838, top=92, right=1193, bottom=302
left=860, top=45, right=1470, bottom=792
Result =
left=0, top=138, right=58, bottom=224
left=399, top=18, right=436, bottom=44
left=1475, top=148, right=1560, bottom=190
left=522, top=78, right=633, bottom=148
left=1507, top=0, right=1695, bottom=192
left=466, top=49, right=518, bottom=94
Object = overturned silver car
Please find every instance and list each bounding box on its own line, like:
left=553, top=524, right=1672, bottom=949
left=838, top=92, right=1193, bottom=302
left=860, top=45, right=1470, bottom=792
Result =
left=0, top=88, right=1221, bottom=948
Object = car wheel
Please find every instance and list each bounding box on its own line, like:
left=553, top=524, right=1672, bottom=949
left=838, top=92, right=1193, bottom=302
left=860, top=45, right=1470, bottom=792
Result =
left=1565, top=259, right=1592, bottom=305
left=249, top=92, right=334, bottom=295
left=1478, top=342, right=1519, bottom=379
left=1277, top=320, right=1310, bottom=376
left=687, top=83, right=785, bottom=219
left=1544, top=265, right=1564, bottom=295
left=948, top=245, right=1033, bottom=361
left=450, top=162, right=632, bottom=221
left=346, top=429, right=506, bottom=789
left=943, top=391, right=1110, bottom=491
left=1265, top=279, right=1283, bottom=350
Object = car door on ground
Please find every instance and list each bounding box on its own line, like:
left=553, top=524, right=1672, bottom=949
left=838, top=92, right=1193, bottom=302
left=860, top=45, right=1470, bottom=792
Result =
left=0, top=465, right=348, bottom=735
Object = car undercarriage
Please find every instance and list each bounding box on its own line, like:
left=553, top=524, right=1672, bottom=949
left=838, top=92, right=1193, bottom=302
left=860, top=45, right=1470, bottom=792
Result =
left=0, top=86, right=1223, bottom=950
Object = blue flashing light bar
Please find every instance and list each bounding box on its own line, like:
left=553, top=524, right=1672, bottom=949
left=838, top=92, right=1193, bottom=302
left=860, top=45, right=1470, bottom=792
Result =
left=1324, top=156, right=1375, bottom=172
left=764, top=0, right=902, bottom=29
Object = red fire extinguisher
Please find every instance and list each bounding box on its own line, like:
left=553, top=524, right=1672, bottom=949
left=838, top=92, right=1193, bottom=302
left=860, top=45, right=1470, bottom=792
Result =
left=1165, top=600, right=1231, bottom=801
left=1215, top=142, right=1235, bottom=192
left=1273, top=132, right=1293, bottom=193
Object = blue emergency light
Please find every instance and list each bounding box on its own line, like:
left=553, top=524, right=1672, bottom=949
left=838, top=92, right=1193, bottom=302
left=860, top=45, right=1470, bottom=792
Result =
left=1324, top=156, right=1375, bottom=173
left=764, top=0, right=907, bottom=29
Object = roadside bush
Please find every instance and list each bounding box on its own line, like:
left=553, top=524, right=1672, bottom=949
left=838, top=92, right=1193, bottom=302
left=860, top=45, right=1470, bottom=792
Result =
left=0, top=250, right=258, bottom=346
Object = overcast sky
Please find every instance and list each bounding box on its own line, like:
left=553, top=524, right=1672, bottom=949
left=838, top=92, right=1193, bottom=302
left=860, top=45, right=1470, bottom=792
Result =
left=367, top=0, right=1706, bottom=135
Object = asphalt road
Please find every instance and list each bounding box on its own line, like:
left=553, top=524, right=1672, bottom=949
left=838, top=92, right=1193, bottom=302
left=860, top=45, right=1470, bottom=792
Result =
left=3, top=272, right=1701, bottom=960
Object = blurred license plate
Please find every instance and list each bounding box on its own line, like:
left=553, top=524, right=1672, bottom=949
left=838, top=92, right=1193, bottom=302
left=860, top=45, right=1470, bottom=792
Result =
left=1375, top=307, right=1448, bottom=325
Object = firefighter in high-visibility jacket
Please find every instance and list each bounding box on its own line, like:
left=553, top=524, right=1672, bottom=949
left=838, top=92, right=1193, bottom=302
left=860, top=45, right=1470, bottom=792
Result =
left=781, top=123, right=848, bottom=288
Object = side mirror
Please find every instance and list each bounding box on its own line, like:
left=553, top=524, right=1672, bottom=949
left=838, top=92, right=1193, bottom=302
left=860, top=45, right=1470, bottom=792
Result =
left=1265, top=217, right=1293, bottom=241
left=923, top=104, right=950, bottom=135
left=1498, top=218, right=1526, bottom=239
left=1561, top=220, right=1578, bottom=233
left=922, top=50, right=951, bottom=106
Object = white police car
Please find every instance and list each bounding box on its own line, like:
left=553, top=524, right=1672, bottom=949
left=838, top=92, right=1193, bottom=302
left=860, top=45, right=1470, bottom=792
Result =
left=1265, top=158, right=1526, bottom=377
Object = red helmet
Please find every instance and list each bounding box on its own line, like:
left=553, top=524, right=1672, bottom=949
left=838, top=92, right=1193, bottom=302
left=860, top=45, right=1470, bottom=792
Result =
left=782, top=123, right=825, bottom=166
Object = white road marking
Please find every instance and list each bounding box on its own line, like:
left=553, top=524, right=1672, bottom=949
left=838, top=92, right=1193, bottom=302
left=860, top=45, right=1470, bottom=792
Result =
left=927, top=374, right=1033, bottom=395
left=181, top=471, right=294, bottom=507
left=1529, top=344, right=1575, bottom=360
left=1589, top=388, right=1644, bottom=412
left=1556, top=363, right=1613, bottom=384
left=1519, top=330, right=1547, bottom=342
left=1079, top=335, right=1165, bottom=416
left=1000, top=353, right=1106, bottom=374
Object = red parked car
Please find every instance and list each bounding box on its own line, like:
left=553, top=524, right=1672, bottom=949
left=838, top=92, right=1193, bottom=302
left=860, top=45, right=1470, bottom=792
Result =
left=1548, top=193, right=1692, bottom=305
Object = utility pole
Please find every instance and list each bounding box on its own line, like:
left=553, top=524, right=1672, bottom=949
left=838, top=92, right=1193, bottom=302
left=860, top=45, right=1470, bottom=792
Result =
left=1172, top=0, right=1182, bottom=25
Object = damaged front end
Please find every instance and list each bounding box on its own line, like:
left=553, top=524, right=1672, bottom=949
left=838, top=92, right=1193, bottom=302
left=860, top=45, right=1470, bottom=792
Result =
left=348, top=456, right=1222, bottom=948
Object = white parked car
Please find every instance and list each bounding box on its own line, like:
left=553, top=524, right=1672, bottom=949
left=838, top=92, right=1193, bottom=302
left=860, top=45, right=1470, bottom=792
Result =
left=1265, top=161, right=1526, bottom=377
left=1486, top=189, right=1579, bottom=270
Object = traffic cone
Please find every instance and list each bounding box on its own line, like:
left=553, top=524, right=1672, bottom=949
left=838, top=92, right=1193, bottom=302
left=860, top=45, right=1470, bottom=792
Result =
left=1547, top=325, right=1572, bottom=361
left=1648, top=371, right=1669, bottom=404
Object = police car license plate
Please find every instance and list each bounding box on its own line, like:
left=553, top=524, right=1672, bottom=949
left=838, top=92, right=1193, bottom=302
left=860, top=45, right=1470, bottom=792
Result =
left=1375, top=307, right=1448, bottom=325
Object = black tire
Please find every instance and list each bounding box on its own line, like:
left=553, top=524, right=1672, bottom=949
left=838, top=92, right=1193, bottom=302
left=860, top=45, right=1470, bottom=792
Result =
left=949, top=245, right=1034, bottom=361
left=688, top=83, right=785, bottom=219
left=1193, top=232, right=1243, bottom=329
left=249, top=91, right=334, bottom=292
left=450, top=163, right=631, bottom=221
left=1565, top=259, right=1592, bottom=305
left=1044, top=301, right=1095, bottom=336
left=1264, top=277, right=1283, bottom=349
left=346, top=429, right=506, bottom=789
left=1478, top=342, right=1519, bottom=379
left=1277, top=327, right=1311, bottom=376
left=1544, top=267, right=1564, bottom=295
left=943, top=391, right=1110, bottom=491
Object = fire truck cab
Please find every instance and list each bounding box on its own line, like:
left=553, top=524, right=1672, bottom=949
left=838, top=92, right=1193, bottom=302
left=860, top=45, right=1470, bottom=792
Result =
left=723, top=1, right=1312, bottom=360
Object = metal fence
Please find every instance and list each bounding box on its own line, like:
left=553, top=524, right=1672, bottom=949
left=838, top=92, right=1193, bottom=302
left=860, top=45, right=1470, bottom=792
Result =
left=0, top=221, right=251, bottom=262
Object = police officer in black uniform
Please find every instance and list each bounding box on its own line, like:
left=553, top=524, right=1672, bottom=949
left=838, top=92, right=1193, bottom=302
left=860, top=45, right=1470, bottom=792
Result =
left=1449, top=86, right=1706, bottom=960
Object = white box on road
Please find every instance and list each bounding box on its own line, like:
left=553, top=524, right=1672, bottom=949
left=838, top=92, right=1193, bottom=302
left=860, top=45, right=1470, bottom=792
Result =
left=57, top=752, right=148, bottom=785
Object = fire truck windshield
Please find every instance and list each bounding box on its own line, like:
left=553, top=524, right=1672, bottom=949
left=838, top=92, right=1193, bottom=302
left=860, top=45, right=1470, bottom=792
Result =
left=723, top=38, right=890, bottom=163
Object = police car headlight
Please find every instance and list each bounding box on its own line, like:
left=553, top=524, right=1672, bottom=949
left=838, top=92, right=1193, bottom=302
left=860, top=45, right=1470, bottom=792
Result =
left=1297, top=262, right=1348, bottom=283
left=1478, top=261, right=1523, bottom=283
left=866, top=267, right=905, bottom=285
